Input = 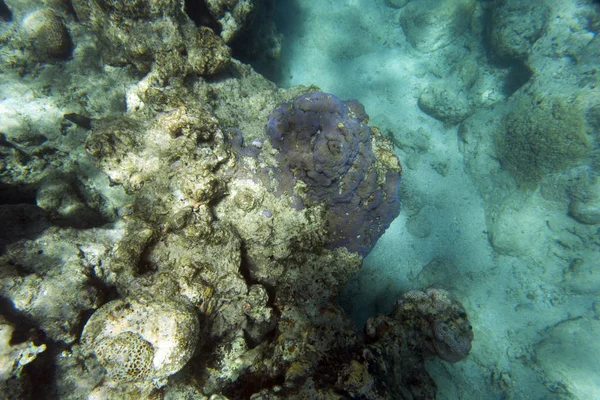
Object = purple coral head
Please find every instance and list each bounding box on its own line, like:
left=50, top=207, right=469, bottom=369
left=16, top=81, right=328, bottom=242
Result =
left=265, top=92, right=402, bottom=256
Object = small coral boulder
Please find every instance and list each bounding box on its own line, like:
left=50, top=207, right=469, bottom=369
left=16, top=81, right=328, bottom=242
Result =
left=81, top=295, right=199, bottom=384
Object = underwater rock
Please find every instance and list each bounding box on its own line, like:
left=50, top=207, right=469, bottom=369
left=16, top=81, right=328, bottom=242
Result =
left=568, top=176, right=600, bottom=225
left=569, top=199, right=600, bottom=225
left=81, top=296, right=199, bottom=384
left=418, top=84, right=472, bottom=124
left=563, top=258, right=600, bottom=295
left=488, top=0, right=550, bottom=62
left=22, top=9, right=71, bottom=60
left=399, top=0, right=476, bottom=52
left=36, top=174, right=109, bottom=229
left=0, top=232, right=103, bottom=344
left=187, top=26, right=231, bottom=76
left=486, top=198, right=547, bottom=257
left=365, top=288, right=473, bottom=398
left=265, top=92, right=402, bottom=256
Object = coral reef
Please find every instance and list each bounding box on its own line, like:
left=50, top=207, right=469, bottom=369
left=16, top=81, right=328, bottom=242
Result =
left=265, top=92, right=402, bottom=256
left=495, top=94, right=591, bottom=188
left=0, top=1, right=473, bottom=396
left=0, top=64, right=468, bottom=397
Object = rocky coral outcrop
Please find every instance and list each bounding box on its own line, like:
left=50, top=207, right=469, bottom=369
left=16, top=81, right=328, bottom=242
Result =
left=365, top=289, right=473, bottom=397
left=487, top=0, right=550, bottom=62
left=203, top=0, right=257, bottom=43
left=264, top=92, right=402, bottom=255
left=70, top=0, right=231, bottom=76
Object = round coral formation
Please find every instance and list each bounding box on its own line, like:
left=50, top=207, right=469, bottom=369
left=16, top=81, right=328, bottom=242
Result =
left=81, top=296, right=200, bottom=383
left=265, top=92, right=402, bottom=256
left=22, top=9, right=71, bottom=60
left=496, top=95, right=591, bottom=188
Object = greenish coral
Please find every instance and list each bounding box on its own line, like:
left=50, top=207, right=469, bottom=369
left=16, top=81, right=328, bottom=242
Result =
left=496, top=95, right=591, bottom=188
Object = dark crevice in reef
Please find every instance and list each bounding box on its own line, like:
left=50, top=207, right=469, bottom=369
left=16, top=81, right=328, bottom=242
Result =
left=230, top=0, right=293, bottom=85
left=503, top=61, right=533, bottom=96
left=223, top=371, right=286, bottom=400
left=0, top=182, right=37, bottom=205
left=0, top=0, right=11, bottom=21
left=184, top=0, right=221, bottom=34
left=0, top=297, right=57, bottom=399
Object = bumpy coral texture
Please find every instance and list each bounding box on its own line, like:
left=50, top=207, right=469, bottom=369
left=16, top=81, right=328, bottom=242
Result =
left=266, top=92, right=401, bottom=256
left=94, top=331, right=154, bottom=382
left=394, top=288, right=474, bottom=363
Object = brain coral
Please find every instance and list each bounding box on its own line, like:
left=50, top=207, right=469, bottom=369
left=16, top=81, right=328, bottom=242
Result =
left=266, top=92, right=402, bottom=256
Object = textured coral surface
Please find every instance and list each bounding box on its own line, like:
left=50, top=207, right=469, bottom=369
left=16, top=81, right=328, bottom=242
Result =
left=266, top=92, right=402, bottom=255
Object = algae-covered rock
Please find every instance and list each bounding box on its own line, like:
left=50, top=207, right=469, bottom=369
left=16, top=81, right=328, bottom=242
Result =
left=364, top=288, right=473, bottom=398
left=495, top=94, right=591, bottom=188
left=71, top=0, right=231, bottom=76
left=487, top=0, right=550, bottom=61
left=418, top=84, right=472, bottom=124
left=203, top=0, right=256, bottom=43
left=187, top=26, right=231, bottom=76
left=0, top=231, right=104, bottom=344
